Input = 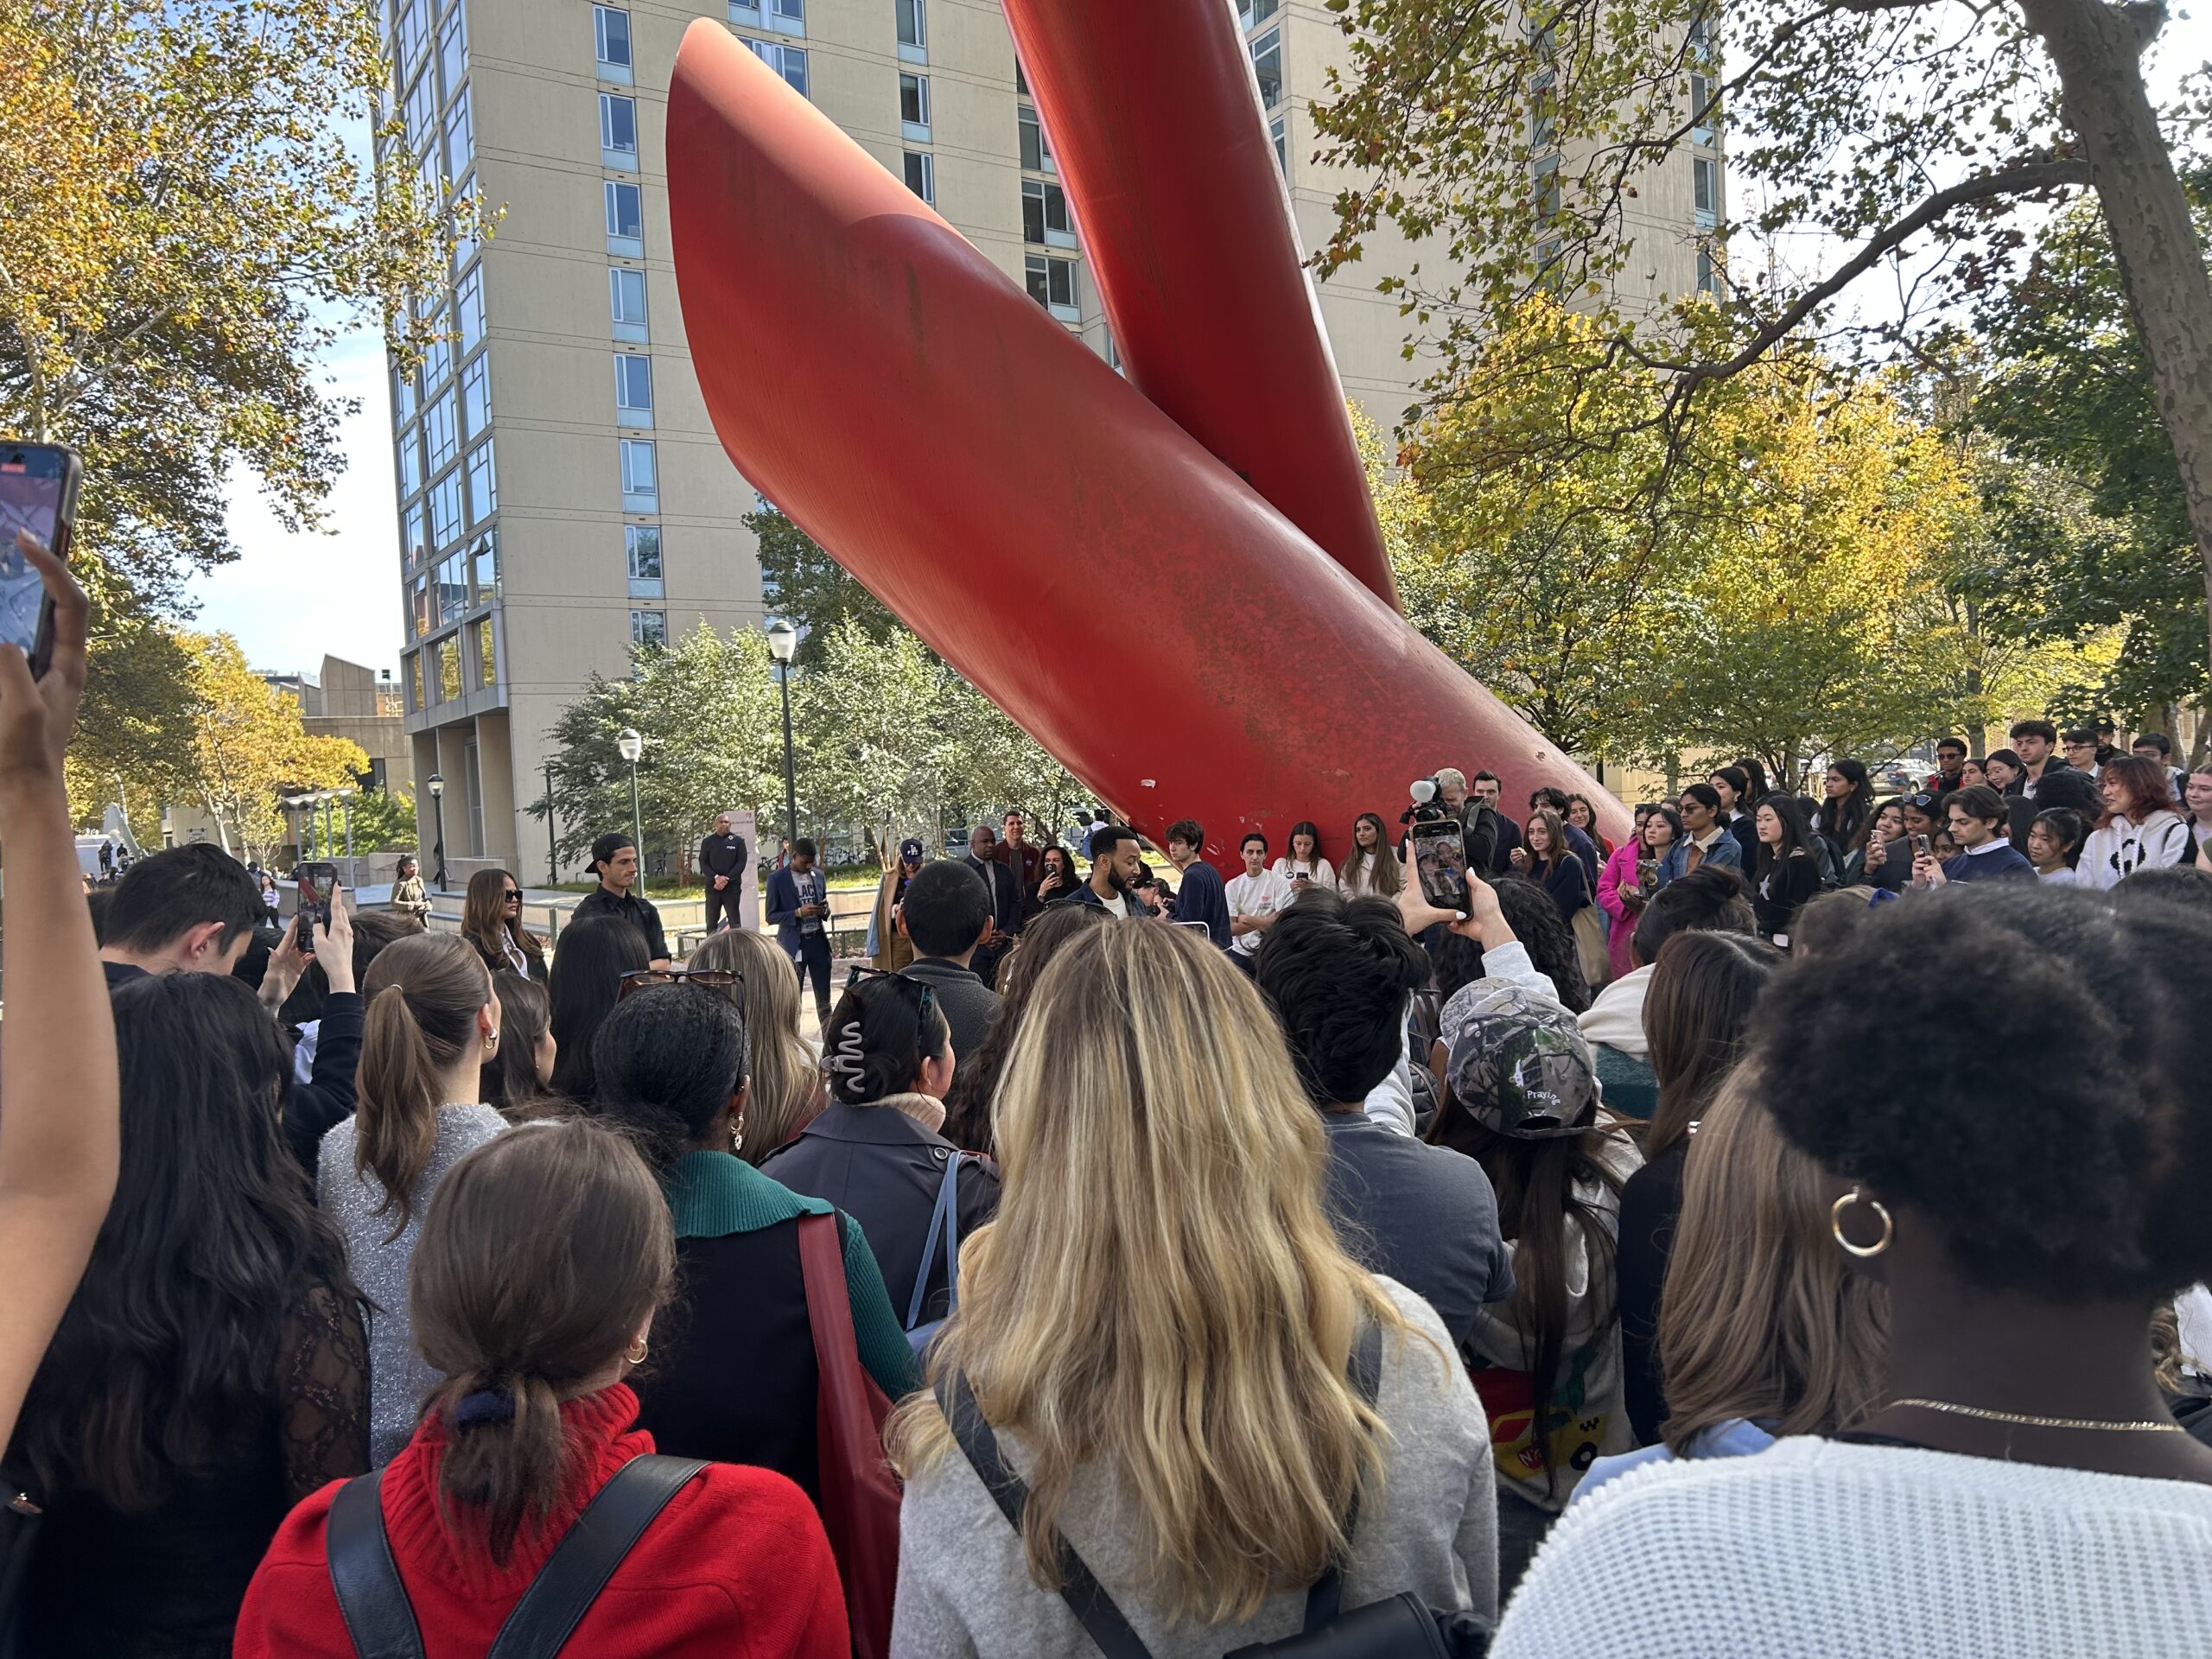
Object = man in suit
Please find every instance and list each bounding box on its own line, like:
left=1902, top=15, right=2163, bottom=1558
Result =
left=963, top=823, right=1021, bottom=985
left=698, top=811, right=748, bottom=932
left=764, top=836, right=834, bottom=1027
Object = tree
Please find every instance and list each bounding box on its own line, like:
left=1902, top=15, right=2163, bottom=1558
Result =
left=794, top=618, right=957, bottom=862
left=1312, top=0, right=2212, bottom=677
left=746, top=505, right=901, bottom=668
left=180, top=632, right=367, bottom=864
left=347, top=786, right=419, bottom=854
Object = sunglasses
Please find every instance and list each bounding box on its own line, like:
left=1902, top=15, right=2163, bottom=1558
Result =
left=617, top=967, right=742, bottom=1000
left=842, top=965, right=938, bottom=1063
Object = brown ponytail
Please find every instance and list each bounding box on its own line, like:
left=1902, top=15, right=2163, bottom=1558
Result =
left=357, top=933, right=493, bottom=1237
left=410, top=1120, right=673, bottom=1564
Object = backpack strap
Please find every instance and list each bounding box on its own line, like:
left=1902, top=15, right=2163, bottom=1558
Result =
left=1300, top=1320, right=1384, bottom=1631
left=906, top=1152, right=967, bottom=1332
left=327, top=1469, right=426, bottom=1659
left=484, top=1454, right=709, bottom=1659
left=938, top=1370, right=1154, bottom=1659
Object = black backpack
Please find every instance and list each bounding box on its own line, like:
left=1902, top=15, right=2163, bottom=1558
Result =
left=938, top=1325, right=1491, bottom=1658
left=325, top=1453, right=707, bottom=1658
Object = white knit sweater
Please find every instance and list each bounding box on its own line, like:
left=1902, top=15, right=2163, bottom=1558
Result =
left=1492, top=1435, right=2212, bottom=1657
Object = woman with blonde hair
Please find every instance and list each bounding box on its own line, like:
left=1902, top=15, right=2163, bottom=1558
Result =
left=685, top=925, right=824, bottom=1164
left=460, top=868, right=546, bottom=981
left=1574, top=1076, right=1888, bottom=1500
left=318, top=932, right=508, bottom=1464
left=888, top=922, right=1496, bottom=1655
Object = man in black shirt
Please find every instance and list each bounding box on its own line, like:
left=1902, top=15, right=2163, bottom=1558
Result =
left=573, top=831, right=671, bottom=967
left=97, top=842, right=264, bottom=988
left=698, top=811, right=748, bottom=933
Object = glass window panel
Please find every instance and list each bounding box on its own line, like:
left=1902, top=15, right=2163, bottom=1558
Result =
left=896, top=0, right=925, bottom=50
left=391, top=360, right=417, bottom=424
left=429, top=468, right=463, bottom=548
left=424, top=390, right=458, bottom=469
left=404, top=502, right=428, bottom=568
left=439, top=6, right=466, bottom=92
left=899, top=73, right=929, bottom=128
left=1019, top=105, right=1054, bottom=173
left=902, top=150, right=933, bottom=203
left=397, top=0, right=428, bottom=69
left=614, top=353, right=653, bottom=411
left=457, top=264, right=485, bottom=353
left=444, top=85, right=472, bottom=178
left=626, top=524, right=662, bottom=580
left=594, top=4, right=632, bottom=68
left=436, top=633, right=463, bottom=701
left=396, top=428, right=423, bottom=499
left=410, top=575, right=430, bottom=639
left=476, top=618, right=497, bottom=688
left=461, top=353, right=491, bottom=439
left=1240, top=0, right=1279, bottom=29
left=406, top=67, right=437, bottom=151
left=407, top=650, right=424, bottom=709
left=605, top=180, right=643, bottom=241
left=620, top=437, right=658, bottom=509
left=1250, top=29, right=1282, bottom=108
left=601, top=92, right=638, bottom=155
left=467, top=439, right=496, bottom=523
left=610, top=266, right=648, bottom=326
left=630, top=609, right=668, bottom=647
left=421, top=331, right=451, bottom=394
left=1271, top=113, right=1287, bottom=172
left=472, top=529, right=499, bottom=601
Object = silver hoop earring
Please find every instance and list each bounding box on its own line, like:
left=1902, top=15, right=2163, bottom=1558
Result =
left=1830, top=1188, right=1893, bottom=1258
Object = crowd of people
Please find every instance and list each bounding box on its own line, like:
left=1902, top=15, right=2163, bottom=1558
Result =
left=6, top=521, right=2212, bottom=1658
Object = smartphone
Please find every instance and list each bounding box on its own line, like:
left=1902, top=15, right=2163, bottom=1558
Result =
left=0, top=442, right=79, bottom=676
left=296, top=861, right=341, bottom=940
left=1912, top=834, right=1933, bottom=860
left=1408, top=819, right=1470, bottom=912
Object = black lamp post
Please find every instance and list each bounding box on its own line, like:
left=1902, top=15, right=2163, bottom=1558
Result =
left=618, top=728, right=645, bottom=864
left=766, top=619, right=799, bottom=849
left=427, top=772, right=448, bottom=892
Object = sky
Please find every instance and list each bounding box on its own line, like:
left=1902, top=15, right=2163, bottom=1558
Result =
left=199, top=12, right=2212, bottom=677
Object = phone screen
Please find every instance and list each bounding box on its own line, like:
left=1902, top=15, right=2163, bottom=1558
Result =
left=1410, top=822, right=1469, bottom=912
left=296, top=862, right=340, bottom=936
left=0, top=444, right=72, bottom=658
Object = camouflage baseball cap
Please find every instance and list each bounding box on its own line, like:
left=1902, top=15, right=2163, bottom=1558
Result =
left=1440, top=980, right=1599, bottom=1138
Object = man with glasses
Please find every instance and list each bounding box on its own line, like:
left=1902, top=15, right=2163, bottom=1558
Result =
left=698, top=810, right=749, bottom=933
left=766, top=837, right=835, bottom=1027
left=574, top=831, right=671, bottom=968
left=2062, top=728, right=2103, bottom=781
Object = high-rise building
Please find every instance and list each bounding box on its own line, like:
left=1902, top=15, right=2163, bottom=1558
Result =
left=378, top=0, right=1717, bottom=880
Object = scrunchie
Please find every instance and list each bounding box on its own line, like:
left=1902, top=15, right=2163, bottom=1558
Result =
left=453, top=1388, right=516, bottom=1429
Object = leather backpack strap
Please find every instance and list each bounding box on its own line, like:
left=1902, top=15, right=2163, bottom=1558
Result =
left=486, top=1454, right=709, bottom=1659
left=1300, top=1321, right=1386, bottom=1631
left=326, top=1470, right=426, bottom=1659
left=936, top=1371, right=1153, bottom=1659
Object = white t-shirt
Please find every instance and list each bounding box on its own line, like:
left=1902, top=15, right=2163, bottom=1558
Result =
left=1095, top=889, right=1128, bottom=918
left=1225, top=868, right=1294, bottom=955
left=1269, top=856, right=1338, bottom=893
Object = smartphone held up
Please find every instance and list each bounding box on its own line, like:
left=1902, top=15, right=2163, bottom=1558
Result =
left=295, top=861, right=341, bottom=946
left=0, top=442, right=79, bottom=677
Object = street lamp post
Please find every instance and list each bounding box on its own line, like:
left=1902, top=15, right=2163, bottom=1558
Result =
left=543, top=760, right=559, bottom=888
left=617, top=728, right=645, bottom=868
left=427, top=773, right=448, bottom=892
left=766, top=619, right=799, bottom=849
left=340, top=788, right=357, bottom=887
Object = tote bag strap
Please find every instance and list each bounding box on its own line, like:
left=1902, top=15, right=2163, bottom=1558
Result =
left=327, top=1470, right=426, bottom=1659
left=906, top=1153, right=968, bottom=1331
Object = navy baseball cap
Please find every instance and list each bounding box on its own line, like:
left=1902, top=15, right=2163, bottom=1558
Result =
left=899, top=838, right=925, bottom=863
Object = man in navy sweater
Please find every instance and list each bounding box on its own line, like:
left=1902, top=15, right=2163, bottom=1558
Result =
left=1923, top=786, right=2036, bottom=886
left=1165, top=817, right=1230, bottom=949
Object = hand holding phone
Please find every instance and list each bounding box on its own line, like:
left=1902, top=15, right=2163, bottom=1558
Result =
left=0, top=444, right=80, bottom=679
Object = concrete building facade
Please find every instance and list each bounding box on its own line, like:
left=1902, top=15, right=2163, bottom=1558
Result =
left=376, top=0, right=1718, bottom=876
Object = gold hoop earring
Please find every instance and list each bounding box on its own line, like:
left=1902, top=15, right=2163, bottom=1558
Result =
left=482, top=1027, right=499, bottom=1058
left=626, top=1335, right=649, bottom=1365
left=1830, top=1188, right=1893, bottom=1258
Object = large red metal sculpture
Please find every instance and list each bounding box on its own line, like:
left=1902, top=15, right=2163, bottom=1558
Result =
left=666, top=16, right=1630, bottom=861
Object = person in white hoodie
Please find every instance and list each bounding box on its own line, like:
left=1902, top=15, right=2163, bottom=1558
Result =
left=2078, top=755, right=2191, bottom=891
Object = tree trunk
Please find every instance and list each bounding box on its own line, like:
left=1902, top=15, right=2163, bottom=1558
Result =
left=2018, top=0, right=2212, bottom=683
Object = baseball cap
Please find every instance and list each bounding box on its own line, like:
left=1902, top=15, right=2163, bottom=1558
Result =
left=586, top=831, right=636, bottom=874
left=1440, top=981, right=1599, bottom=1138
left=899, top=838, right=924, bottom=863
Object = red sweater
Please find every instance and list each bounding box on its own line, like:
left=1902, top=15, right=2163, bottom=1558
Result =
left=232, top=1383, right=849, bottom=1659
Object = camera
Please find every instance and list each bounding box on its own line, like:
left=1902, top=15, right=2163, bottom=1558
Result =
left=1404, top=776, right=1452, bottom=827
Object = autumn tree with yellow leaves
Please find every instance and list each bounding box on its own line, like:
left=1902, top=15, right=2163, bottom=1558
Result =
left=181, top=632, right=366, bottom=866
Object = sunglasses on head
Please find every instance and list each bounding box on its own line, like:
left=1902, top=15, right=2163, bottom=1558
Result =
left=617, top=967, right=742, bottom=1000
left=842, top=965, right=938, bottom=1063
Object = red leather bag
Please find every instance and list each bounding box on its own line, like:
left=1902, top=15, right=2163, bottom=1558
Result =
left=797, top=1211, right=901, bottom=1659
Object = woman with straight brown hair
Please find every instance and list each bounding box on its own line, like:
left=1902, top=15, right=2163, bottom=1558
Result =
left=479, top=972, right=556, bottom=1116
left=683, top=925, right=824, bottom=1164
left=236, top=1119, right=849, bottom=1658
left=461, top=867, right=547, bottom=981
left=888, top=922, right=1497, bottom=1654
left=1572, top=1077, right=1890, bottom=1502
left=1616, top=930, right=1783, bottom=1443
left=318, top=932, right=508, bottom=1464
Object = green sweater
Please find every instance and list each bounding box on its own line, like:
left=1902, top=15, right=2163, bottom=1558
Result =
left=664, top=1149, right=919, bottom=1398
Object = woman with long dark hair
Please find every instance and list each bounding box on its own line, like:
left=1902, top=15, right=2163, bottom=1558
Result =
left=1567, top=793, right=1615, bottom=861
left=10, top=974, right=366, bottom=1657
left=479, top=972, right=556, bottom=1114
left=1812, top=760, right=1872, bottom=855
left=235, top=1120, right=849, bottom=1658
left=388, top=855, right=430, bottom=924
left=1595, top=804, right=1658, bottom=982
left=1028, top=842, right=1077, bottom=913
left=461, top=868, right=547, bottom=981
left=939, top=901, right=1112, bottom=1154
left=319, top=933, right=506, bottom=1465
left=1515, top=807, right=1593, bottom=920
left=1848, top=798, right=1911, bottom=892
left=1268, top=819, right=1338, bottom=892
left=1338, top=810, right=1402, bottom=898
left=1750, top=793, right=1821, bottom=943
left=546, top=914, right=650, bottom=1102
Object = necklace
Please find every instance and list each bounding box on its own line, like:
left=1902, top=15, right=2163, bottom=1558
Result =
left=1889, top=1397, right=2184, bottom=1434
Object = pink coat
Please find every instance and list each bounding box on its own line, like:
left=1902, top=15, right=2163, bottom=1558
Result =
left=1595, top=841, right=1644, bottom=982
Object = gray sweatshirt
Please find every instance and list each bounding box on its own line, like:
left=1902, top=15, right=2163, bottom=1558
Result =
left=318, top=1104, right=507, bottom=1465
left=890, top=1278, right=1497, bottom=1656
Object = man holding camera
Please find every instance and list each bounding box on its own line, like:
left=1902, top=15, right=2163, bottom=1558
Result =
left=1432, top=768, right=1501, bottom=876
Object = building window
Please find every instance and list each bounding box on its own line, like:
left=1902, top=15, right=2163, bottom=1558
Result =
left=435, top=632, right=463, bottom=702
left=1270, top=113, right=1287, bottom=172
left=404, top=503, right=429, bottom=569
left=439, top=5, right=466, bottom=93
left=601, top=92, right=639, bottom=167
left=1018, top=104, right=1054, bottom=174
left=406, top=649, right=424, bottom=711
left=626, top=524, right=664, bottom=596
left=614, top=353, right=654, bottom=425
left=619, top=438, right=658, bottom=511
left=424, top=390, right=458, bottom=470
left=420, top=329, right=451, bottom=397
left=1022, top=179, right=1075, bottom=248
left=474, top=617, right=498, bottom=689
left=460, top=353, right=492, bottom=440
left=1696, top=245, right=1718, bottom=296
left=397, top=428, right=423, bottom=499
left=405, top=64, right=437, bottom=151
left=745, top=38, right=809, bottom=97
left=1693, top=156, right=1717, bottom=227
left=467, top=439, right=497, bottom=523
left=899, top=72, right=931, bottom=142
left=471, top=529, right=499, bottom=601
left=728, top=0, right=760, bottom=22
left=1025, top=252, right=1078, bottom=321
left=604, top=180, right=644, bottom=255
left=443, top=84, right=473, bottom=180
left=1690, top=72, right=1716, bottom=146
left=630, top=609, right=668, bottom=648
left=609, top=266, right=649, bottom=341
left=767, top=0, right=804, bottom=35
left=397, top=0, right=429, bottom=71
left=410, top=573, right=431, bottom=639
left=594, top=4, right=632, bottom=81
left=1240, top=0, right=1279, bottom=29
left=438, top=552, right=468, bottom=624
left=392, top=360, right=417, bottom=425
left=896, top=0, right=925, bottom=61
left=456, top=264, right=485, bottom=354
left=1250, top=28, right=1282, bottom=109
left=902, top=150, right=934, bottom=204
left=1530, top=72, right=1557, bottom=151
left=1535, top=153, right=1560, bottom=219
left=429, top=468, right=463, bottom=549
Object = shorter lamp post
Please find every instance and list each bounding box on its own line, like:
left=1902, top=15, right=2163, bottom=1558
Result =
left=617, top=728, right=645, bottom=868
left=427, top=772, right=448, bottom=892
left=765, top=619, right=799, bottom=848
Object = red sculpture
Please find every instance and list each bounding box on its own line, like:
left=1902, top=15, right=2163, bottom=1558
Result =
left=666, top=16, right=1630, bottom=863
